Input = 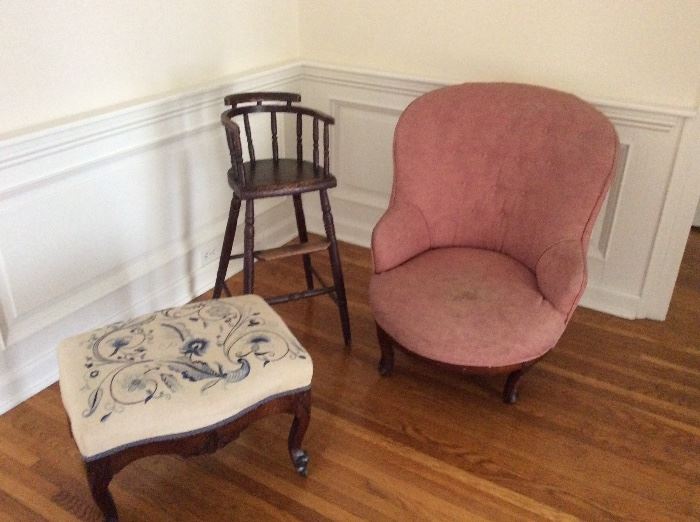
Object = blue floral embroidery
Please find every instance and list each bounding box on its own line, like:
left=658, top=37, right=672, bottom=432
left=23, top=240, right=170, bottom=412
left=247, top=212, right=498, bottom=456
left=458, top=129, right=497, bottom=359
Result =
left=80, top=301, right=306, bottom=422
left=125, top=376, right=148, bottom=393
left=181, top=338, right=209, bottom=358
left=167, top=358, right=251, bottom=392
left=109, top=337, right=130, bottom=356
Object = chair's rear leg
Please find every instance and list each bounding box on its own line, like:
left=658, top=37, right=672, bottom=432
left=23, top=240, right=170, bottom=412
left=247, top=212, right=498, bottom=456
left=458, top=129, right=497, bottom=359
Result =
left=376, top=323, right=395, bottom=376
left=243, top=199, right=255, bottom=294
left=86, top=458, right=118, bottom=521
left=288, top=390, right=311, bottom=477
left=293, top=194, right=314, bottom=290
left=213, top=196, right=241, bottom=298
left=320, top=190, right=351, bottom=346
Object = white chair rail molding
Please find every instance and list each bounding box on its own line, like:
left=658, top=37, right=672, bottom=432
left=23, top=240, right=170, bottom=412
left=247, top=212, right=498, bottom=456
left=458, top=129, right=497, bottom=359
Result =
left=1, top=61, right=699, bottom=415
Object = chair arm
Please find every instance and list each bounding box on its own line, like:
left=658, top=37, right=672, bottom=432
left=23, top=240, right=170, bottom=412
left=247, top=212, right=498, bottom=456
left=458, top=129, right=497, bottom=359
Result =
left=535, top=239, right=587, bottom=319
left=371, top=202, right=431, bottom=274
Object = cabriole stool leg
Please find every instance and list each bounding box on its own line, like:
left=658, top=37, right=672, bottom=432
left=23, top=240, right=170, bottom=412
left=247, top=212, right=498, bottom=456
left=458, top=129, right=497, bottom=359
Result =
left=288, top=390, right=311, bottom=477
left=85, top=458, right=118, bottom=521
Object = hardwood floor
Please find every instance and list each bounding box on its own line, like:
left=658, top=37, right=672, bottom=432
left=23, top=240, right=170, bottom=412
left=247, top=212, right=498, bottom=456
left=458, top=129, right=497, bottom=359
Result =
left=1, top=230, right=698, bottom=521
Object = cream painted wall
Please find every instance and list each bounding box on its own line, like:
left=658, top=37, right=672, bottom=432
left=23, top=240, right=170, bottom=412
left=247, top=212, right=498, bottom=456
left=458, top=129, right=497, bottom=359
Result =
left=0, top=0, right=300, bottom=137
left=5, top=0, right=698, bottom=138
left=298, top=0, right=700, bottom=108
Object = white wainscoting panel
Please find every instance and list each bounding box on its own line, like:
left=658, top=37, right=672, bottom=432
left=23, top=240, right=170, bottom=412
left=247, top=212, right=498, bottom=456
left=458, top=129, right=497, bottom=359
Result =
left=298, top=63, right=699, bottom=321
left=0, top=64, right=304, bottom=413
left=2, top=61, right=699, bottom=414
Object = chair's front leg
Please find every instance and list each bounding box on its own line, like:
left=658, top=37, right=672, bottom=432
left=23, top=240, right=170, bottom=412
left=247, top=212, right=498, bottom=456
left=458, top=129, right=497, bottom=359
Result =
left=293, top=194, right=314, bottom=290
left=213, top=196, right=241, bottom=298
left=85, top=458, right=118, bottom=521
left=376, top=323, right=395, bottom=376
left=503, top=364, right=534, bottom=404
left=243, top=199, right=255, bottom=294
left=320, top=189, right=351, bottom=346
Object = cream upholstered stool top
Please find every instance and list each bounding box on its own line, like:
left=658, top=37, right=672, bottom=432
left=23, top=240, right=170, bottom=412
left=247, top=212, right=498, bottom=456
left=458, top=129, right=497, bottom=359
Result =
left=58, top=295, right=312, bottom=521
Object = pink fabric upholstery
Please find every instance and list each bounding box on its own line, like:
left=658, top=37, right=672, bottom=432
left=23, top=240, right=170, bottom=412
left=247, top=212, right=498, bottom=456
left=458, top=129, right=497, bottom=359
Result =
left=370, top=248, right=565, bottom=367
left=370, top=83, right=618, bottom=367
left=535, top=239, right=587, bottom=320
left=371, top=200, right=431, bottom=273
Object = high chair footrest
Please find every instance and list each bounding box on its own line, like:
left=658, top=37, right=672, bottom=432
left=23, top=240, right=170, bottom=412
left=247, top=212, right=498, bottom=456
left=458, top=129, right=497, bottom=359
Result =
left=254, top=240, right=331, bottom=261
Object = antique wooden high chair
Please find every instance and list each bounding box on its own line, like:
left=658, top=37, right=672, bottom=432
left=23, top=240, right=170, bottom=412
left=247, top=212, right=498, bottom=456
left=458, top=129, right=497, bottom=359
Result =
left=213, top=92, right=351, bottom=347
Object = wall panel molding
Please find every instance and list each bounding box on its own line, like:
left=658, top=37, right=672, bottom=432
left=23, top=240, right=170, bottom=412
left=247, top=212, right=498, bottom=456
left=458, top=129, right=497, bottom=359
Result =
left=1, top=60, right=698, bottom=414
left=0, top=63, right=303, bottom=413
left=329, top=97, right=402, bottom=209
left=591, top=143, right=630, bottom=262
left=0, top=63, right=303, bottom=200
left=299, top=63, right=699, bottom=322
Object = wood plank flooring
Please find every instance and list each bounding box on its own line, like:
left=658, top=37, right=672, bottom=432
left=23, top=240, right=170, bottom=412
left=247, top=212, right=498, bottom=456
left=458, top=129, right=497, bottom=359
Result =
left=1, top=230, right=698, bottom=521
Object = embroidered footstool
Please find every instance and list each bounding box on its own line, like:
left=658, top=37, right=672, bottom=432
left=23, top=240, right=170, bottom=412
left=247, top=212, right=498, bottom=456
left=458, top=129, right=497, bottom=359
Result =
left=58, top=295, right=312, bottom=521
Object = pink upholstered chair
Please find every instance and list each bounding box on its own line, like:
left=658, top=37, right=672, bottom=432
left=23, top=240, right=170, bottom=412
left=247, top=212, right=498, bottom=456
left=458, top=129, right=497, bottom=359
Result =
left=370, top=83, right=618, bottom=403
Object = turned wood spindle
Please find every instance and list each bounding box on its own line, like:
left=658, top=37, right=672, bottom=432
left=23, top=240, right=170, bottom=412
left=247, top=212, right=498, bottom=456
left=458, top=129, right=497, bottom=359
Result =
left=271, top=111, right=278, bottom=162
left=296, top=113, right=303, bottom=163
left=243, top=113, right=255, bottom=165
left=312, top=117, right=319, bottom=169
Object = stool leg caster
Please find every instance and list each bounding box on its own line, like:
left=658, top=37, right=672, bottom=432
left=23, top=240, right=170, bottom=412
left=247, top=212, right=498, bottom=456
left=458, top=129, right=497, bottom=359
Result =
left=288, top=390, right=311, bottom=477
left=86, top=459, right=118, bottom=521
left=290, top=449, right=310, bottom=478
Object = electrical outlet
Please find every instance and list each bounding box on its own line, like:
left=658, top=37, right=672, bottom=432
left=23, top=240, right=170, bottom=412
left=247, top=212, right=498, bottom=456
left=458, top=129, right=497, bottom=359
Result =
left=201, top=245, right=219, bottom=267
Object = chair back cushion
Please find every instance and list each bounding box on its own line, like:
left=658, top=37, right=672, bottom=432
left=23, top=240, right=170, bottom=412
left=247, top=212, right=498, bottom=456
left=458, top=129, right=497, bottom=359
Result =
left=391, top=83, right=618, bottom=271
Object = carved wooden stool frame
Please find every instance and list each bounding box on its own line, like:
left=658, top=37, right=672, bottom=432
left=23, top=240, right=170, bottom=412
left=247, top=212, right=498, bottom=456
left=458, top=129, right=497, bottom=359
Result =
left=79, top=389, right=311, bottom=521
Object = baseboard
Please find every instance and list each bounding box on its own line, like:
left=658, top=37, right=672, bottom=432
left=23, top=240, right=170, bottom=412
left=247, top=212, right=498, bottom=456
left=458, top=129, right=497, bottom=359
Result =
left=0, top=348, right=59, bottom=415
left=578, top=286, right=639, bottom=320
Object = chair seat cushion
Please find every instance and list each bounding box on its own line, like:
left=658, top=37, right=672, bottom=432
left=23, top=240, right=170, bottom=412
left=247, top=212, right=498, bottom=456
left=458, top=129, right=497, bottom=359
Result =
left=58, top=295, right=312, bottom=461
left=369, top=248, right=567, bottom=368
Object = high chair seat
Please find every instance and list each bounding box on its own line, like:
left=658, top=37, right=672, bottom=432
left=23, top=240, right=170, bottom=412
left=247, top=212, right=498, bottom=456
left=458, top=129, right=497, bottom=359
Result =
left=229, top=159, right=337, bottom=199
